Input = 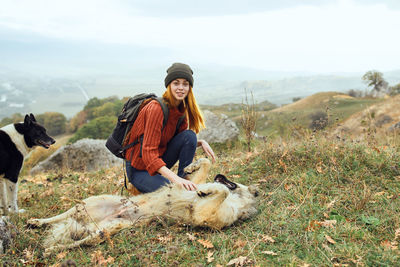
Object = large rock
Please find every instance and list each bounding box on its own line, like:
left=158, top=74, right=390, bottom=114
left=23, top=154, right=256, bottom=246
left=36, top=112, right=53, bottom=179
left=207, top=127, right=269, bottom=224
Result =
left=198, top=110, right=239, bottom=143
left=30, top=139, right=123, bottom=174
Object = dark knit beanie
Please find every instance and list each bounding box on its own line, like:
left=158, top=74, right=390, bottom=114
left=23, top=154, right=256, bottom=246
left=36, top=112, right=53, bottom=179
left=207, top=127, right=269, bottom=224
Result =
left=164, top=62, right=194, bottom=88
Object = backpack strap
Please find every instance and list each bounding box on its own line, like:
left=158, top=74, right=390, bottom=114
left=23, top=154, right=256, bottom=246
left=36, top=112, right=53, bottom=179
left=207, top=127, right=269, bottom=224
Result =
left=175, top=115, right=186, bottom=136
left=154, top=97, right=169, bottom=130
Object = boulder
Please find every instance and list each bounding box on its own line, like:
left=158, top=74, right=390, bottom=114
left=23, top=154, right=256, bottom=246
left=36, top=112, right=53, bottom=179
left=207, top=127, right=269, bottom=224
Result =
left=30, top=139, right=123, bottom=174
left=198, top=110, right=239, bottom=143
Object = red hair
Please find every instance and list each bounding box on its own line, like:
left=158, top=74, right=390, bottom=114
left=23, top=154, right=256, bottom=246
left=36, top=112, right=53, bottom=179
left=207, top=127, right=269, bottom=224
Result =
left=162, top=85, right=205, bottom=133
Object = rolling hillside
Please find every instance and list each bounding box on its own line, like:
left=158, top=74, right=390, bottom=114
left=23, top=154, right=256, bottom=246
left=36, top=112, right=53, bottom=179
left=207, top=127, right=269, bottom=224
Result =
left=332, top=94, right=400, bottom=139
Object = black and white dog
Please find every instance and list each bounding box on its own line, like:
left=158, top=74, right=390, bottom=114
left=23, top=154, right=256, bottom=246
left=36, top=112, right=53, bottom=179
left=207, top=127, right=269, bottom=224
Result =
left=0, top=114, right=55, bottom=214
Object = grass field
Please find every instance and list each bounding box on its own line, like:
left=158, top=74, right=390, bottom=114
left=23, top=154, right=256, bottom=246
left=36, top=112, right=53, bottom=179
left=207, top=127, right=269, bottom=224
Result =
left=1, top=131, right=400, bottom=266
left=202, top=93, right=382, bottom=139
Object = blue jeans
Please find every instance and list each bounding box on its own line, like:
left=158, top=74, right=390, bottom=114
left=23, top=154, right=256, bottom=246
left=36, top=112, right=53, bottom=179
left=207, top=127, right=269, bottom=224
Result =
left=125, top=130, right=197, bottom=193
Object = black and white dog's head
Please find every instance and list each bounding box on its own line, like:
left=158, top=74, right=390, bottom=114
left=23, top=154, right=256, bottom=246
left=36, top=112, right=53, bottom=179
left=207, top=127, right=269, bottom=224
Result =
left=16, top=114, right=56, bottom=149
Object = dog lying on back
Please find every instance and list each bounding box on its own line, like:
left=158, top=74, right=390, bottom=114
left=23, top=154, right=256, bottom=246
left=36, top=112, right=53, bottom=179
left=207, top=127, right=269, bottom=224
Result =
left=28, top=158, right=259, bottom=255
left=0, top=114, right=55, bottom=215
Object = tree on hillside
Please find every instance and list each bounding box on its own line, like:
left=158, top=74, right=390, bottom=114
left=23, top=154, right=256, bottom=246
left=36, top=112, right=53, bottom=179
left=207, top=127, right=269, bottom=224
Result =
left=389, top=83, right=400, bottom=96
left=0, top=113, right=24, bottom=127
left=362, top=70, right=388, bottom=95
left=68, top=110, right=88, bottom=133
left=68, top=116, right=116, bottom=144
left=36, top=112, right=67, bottom=136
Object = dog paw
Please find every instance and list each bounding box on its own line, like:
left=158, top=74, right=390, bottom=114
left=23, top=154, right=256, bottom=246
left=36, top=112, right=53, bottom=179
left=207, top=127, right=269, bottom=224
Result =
left=196, top=183, right=228, bottom=197
left=197, top=191, right=211, bottom=197
left=27, top=218, right=44, bottom=228
left=184, top=158, right=211, bottom=174
left=184, top=162, right=200, bottom=174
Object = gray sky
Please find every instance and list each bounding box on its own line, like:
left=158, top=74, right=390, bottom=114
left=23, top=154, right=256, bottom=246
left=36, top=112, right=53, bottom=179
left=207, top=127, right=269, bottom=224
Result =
left=1, top=0, right=399, bottom=74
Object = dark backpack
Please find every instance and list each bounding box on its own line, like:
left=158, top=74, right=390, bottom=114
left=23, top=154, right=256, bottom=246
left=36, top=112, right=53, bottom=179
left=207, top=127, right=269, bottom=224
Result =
left=105, top=93, right=184, bottom=159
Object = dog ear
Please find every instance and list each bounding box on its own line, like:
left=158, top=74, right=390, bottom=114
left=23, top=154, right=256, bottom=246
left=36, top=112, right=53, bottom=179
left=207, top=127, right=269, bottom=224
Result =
left=214, top=174, right=237, bottom=190
left=29, top=113, right=37, bottom=122
left=24, top=114, right=32, bottom=127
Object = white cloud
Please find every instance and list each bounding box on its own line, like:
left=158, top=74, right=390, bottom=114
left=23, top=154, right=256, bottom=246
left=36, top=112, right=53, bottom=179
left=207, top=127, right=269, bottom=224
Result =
left=0, top=0, right=399, bottom=72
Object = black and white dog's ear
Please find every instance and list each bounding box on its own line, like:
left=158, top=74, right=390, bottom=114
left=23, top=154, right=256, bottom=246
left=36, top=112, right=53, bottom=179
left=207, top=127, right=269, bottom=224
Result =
left=24, top=114, right=32, bottom=127
left=214, top=174, right=237, bottom=190
left=29, top=113, right=37, bottom=122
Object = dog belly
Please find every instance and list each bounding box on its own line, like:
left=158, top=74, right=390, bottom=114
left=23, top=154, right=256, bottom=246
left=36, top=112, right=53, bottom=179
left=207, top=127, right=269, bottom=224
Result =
left=82, top=195, right=134, bottom=223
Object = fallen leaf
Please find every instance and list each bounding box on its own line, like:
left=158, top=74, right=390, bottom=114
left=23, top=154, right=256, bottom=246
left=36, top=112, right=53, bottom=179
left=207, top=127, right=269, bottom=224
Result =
left=326, top=200, right=336, bottom=209
left=374, top=191, right=386, bottom=197
left=102, top=230, right=114, bottom=248
left=320, top=220, right=337, bottom=228
left=197, top=239, right=214, bottom=249
left=207, top=251, right=214, bottom=263
left=186, top=233, right=196, bottom=241
left=284, top=184, right=293, bottom=191
left=261, top=250, right=278, bottom=256
left=381, top=240, right=398, bottom=251
left=322, top=243, right=333, bottom=253
left=395, top=229, right=400, bottom=240
left=56, top=251, right=67, bottom=260
left=306, top=220, right=321, bottom=232
left=325, top=235, right=336, bottom=244
left=91, top=250, right=104, bottom=265
left=234, top=240, right=247, bottom=248
left=157, top=235, right=173, bottom=243
left=316, top=164, right=323, bottom=173
left=23, top=248, right=33, bottom=261
left=261, top=235, right=275, bottom=243
left=227, top=256, right=249, bottom=266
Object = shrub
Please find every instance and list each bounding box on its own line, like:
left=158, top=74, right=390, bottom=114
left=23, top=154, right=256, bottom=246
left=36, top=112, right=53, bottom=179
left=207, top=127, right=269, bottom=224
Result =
left=0, top=113, right=24, bottom=127
left=35, top=112, right=67, bottom=136
left=68, top=116, right=117, bottom=143
left=389, top=83, right=400, bottom=96
left=309, top=111, right=328, bottom=130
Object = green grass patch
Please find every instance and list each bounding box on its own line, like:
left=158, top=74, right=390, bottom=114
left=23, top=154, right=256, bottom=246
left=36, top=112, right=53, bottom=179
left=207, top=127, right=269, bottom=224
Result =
left=2, top=134, right=400, bottom=266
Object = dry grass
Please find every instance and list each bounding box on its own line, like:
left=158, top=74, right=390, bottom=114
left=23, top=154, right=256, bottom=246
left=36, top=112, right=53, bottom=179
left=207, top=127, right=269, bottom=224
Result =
left=1, top=131, right=400, bottom=266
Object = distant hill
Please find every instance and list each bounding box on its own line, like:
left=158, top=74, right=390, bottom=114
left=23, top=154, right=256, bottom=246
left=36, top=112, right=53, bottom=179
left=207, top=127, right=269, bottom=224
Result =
left=1, top=66, right=399, bottom=119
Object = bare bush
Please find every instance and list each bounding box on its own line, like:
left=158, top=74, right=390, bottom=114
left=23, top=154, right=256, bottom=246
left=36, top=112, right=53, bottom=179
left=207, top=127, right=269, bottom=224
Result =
left=309, top=111, right=328, bottom=130
left=241, top=90, right=259, bottom=152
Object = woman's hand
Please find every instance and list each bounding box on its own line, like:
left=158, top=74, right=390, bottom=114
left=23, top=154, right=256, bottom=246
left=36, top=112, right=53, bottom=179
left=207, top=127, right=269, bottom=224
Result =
left=171, top=176, right=197, bottom=191
left=198, top=140, right=216, bottom=163
left=158, top=166, right=197, bottom=191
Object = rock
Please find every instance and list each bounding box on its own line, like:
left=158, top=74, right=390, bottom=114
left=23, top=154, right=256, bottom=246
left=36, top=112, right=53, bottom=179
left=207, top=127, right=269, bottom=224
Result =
left=0, top=216, right=12, bottom=254
left=198, top=110, right=239, bottom=143
left=375, top=115, right=393, bottom=127
left=30, top=139, right=123, bottom=174
left=388, top=121, right=400, bottom=132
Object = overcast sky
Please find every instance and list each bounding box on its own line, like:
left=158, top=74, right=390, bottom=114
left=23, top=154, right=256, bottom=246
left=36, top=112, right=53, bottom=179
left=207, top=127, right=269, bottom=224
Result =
left=1, top=0, right=399, bottom=74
